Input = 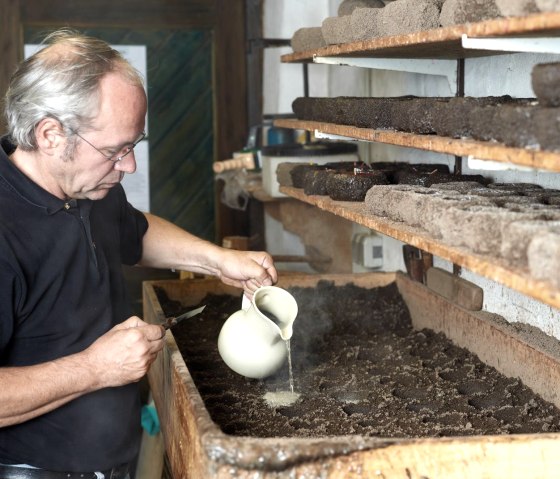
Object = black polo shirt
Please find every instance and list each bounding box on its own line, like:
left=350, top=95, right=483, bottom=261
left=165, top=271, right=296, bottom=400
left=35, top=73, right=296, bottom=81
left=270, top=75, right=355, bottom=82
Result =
left=0, top=136, right=149, bottom=471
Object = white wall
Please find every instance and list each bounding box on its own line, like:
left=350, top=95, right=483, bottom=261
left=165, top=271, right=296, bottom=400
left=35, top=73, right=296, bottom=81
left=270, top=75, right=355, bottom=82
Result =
left=262, top=1, right=560, bottom=337
left=262, top=0, right=337, bottom=272
left=262, top=1, right=331, bottom=115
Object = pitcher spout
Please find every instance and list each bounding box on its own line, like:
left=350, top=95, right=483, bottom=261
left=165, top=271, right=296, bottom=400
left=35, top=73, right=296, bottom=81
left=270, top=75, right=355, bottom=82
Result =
left=280, top=325, right=293, bottom=341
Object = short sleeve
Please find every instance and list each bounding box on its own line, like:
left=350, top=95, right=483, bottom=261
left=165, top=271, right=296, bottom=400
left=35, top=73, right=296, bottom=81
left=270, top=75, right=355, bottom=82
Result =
left=0, top=258, right=21, bottom=354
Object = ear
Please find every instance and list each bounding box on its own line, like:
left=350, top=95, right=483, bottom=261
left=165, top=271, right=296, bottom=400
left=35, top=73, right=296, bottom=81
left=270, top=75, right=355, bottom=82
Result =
left=35, top=118, right=66, bottom=155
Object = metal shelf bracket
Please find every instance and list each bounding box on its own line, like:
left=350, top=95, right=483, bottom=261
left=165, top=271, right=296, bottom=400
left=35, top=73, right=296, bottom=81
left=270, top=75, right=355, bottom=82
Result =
left=467, top=156, right=534, bottom=172
left=461, top=34, right=560, bottom=54
left=314, top=130, right=360, bottom=142
left=313, top=55, right=458, bottom=94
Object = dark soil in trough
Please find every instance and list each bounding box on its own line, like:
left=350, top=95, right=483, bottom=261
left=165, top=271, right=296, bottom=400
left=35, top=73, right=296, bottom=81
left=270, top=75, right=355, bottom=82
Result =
left=155, top=281, right=560, bottom=438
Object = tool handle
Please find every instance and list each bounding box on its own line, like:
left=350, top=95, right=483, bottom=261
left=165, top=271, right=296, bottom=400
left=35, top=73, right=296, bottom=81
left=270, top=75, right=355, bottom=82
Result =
left=213, top=153, right=256, bottom=173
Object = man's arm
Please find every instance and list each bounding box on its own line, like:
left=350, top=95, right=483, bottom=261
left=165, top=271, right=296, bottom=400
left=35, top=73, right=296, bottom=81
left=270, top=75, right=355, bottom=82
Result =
left=139, top=213, right=277, bottom=295
left=0, top=317, right=164, bottom=427
left=0, top=353, right=102, bottom=426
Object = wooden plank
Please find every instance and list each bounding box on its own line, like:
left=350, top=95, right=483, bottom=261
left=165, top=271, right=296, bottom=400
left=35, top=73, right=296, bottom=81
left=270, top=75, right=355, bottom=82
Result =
left=397, top=273, right=560, bottom=409
left=205, top=435, right=560, bottom=477
left=274, top=119, right=560, bottom=173
left=144, top=274, right=560, bottom=478
left=278, top=185, right=560, bottom=311
left=143, top=279, right=215, bottom=478
left=148, top=272, right=396, bottom=307
left=282, top=12, right=560, bottom=62
left=425, top=267, right=484, bottom=310
left=309, top=435, right=560, bottom=479
left=245, top=0, right=264, bottom=130
left=207, top=434, right=560, bottom=477
left=21, top=0, right=217, bottom=28
left=212, top=0, right=252, bottom=243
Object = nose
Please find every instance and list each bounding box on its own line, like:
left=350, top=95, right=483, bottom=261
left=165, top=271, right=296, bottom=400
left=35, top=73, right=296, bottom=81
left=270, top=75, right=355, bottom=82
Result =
left=113, top=151, right=137, bottom=174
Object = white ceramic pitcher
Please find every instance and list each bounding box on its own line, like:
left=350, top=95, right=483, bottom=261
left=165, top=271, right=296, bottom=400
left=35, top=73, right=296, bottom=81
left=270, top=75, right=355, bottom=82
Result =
left=218, top=286, right=298, bottom=379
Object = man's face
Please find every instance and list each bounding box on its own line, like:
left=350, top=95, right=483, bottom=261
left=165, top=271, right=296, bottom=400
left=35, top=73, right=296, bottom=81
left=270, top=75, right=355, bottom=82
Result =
left=58, top=72, right=147, bottom=201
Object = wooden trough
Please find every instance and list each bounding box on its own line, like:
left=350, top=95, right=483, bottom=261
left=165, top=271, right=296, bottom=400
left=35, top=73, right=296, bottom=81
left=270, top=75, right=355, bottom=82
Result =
left=143, top=272, right=560, bottom=478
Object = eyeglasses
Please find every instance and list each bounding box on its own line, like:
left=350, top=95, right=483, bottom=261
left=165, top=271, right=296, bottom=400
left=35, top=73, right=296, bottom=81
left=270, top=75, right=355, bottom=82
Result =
left=72, top=130, right=146, bottom=162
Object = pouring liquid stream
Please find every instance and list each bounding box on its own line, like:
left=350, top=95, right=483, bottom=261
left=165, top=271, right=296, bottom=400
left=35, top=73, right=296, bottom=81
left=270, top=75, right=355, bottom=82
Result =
left=261, top=309, right=295, bottom=394
left=286, top=339, right=294, bottom=394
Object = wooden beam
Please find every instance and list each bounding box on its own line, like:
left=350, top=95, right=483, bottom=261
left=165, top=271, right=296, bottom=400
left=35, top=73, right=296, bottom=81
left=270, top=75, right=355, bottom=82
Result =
left=213, top=0, right=251, bottom=243
left=245, top=0, right=264, bottom=129
left=20, top=0, right=217, bottom=28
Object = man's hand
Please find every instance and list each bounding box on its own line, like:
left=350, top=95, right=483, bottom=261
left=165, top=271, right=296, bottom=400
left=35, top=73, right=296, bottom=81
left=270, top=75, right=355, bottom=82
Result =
left=139, top=213, right=278, bottom=299
left=84, top=317, right=165, bottom=388
left=216, top=249, right=278, bottom=299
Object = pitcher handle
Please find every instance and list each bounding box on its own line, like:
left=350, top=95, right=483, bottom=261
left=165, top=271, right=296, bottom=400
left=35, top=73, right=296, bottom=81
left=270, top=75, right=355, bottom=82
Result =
left=241, top=293, right=251, bottom=310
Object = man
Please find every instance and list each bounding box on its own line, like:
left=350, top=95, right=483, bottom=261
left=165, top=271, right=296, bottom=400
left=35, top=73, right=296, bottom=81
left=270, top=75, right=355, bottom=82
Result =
left=0, top=29, right=277, bottom=477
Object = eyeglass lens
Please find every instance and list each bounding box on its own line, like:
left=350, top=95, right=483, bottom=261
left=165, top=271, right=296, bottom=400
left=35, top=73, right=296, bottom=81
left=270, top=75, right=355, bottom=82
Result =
left=73, top=130, right=145, bottom=162
left=116, top=132, right=145, bottom=161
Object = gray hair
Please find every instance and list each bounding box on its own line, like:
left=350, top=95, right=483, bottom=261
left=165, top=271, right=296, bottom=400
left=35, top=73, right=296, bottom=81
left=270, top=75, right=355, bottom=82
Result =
left=4, top=29, right=145, bottom=151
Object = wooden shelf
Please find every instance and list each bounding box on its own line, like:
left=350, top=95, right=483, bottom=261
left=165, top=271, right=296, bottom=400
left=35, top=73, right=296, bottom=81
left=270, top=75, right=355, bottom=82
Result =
left=274, top=119, right=560, bottom=173
left=242, top=179, right=297, bottom=202
left=283, top=12, right=560, bottom=62
left=279, top=185, right=560, bottom=311
left=277, top=12, right=560, bottom=310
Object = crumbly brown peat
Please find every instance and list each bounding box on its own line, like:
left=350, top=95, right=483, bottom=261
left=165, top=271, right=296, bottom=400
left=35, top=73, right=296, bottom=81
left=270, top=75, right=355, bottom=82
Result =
left=155, top=281, right=560, bottom=439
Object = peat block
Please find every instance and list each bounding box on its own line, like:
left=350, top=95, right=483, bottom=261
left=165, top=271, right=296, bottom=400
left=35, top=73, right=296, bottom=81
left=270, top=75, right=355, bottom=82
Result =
left=292, top=97, right=560, bottom=151
left=326, top=170, right=389, bottom=201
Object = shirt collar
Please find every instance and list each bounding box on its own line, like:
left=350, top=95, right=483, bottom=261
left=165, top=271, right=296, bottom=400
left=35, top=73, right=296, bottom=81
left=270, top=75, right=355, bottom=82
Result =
left=0, top=135, right=82, bottom=215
